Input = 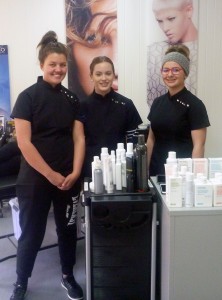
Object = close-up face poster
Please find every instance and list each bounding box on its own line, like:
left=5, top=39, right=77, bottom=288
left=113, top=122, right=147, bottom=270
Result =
left=146, top=0, right=199, bottom=106
left=65, top=0, right=118, bottom=100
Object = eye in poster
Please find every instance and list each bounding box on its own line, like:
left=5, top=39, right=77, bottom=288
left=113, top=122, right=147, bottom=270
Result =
left=146, top=0, right=199, bottom=107
left=65, top=0, right=118, bottom=99
left=0, top=45, right=11, bottom=120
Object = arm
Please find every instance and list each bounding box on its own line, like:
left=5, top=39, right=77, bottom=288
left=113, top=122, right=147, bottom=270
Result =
left=14, top=118, right=65, bottom=186
left=60, top=120, right=85, bottom=190
left=146, top=127, right=155, bottom=171
left=191, top=128, right=207, bottom=158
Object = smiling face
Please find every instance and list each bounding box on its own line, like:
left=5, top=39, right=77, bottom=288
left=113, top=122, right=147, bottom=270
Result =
left=90, top=61, right=115, bottom=96
left=154, top=5, right=193, bottom=43
left=40, top=53, right=67, bottom=87
left=71, top=0, right=118, bottom=95
left=161, top=61, right=185, bottom=94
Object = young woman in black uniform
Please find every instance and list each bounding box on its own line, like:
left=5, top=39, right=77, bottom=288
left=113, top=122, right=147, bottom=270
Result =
left=10, top=31, right=85, bottom=300
left=80, top=56, right=142, bottom=178
left=147, top=44, right=210, bottom=176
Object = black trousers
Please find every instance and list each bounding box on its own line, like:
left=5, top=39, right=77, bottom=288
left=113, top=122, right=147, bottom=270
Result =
left=16, top=180, right=81, bottom=279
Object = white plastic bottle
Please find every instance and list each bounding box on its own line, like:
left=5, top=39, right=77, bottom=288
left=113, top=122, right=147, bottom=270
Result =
left=104, top=156, right=114, bottom=194
left=194, top=176, right=213, bottom=207
left=184, top=172, right=194, bottom=207
left=168, top=170, right=182, bottom=207
left=110, top=150, right=116, bottom=185
left=165, top=151, right=177, bottom=203
left=100, top=147, right=109, bottom=187
left=115, top=153, right=122, bottom=190
left=166, top=151, right=177, bottom=166
left=121, top=151, right=126, bottom=188
left=179, top=165, right=187, bottom=206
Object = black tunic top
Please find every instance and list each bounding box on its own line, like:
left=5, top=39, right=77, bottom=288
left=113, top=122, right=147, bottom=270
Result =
left=11, top=76, right=82, bottom=185
left=80, top=89, right=142, bottom=177
left=148, top=87, right=210, bottom=176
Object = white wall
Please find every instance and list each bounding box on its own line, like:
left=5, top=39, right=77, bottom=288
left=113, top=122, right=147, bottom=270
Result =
left=0, top=0, right=222, bottom=157
left=0, top=0, right=67, bottom=103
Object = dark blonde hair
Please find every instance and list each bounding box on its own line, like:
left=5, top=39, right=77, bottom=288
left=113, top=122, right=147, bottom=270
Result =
left=66, top=0, right=117, bottom=48
left=89, top=56, right=115, bottom=75
left=37, top=31, right=68, bottom=64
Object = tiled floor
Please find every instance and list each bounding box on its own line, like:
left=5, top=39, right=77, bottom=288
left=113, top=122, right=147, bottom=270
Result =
left=0, top=201, right=86, bottom=300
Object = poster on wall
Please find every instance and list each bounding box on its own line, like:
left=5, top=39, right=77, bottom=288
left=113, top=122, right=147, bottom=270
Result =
left=65, top=0, right=118, bottom=99
left=0, top=45, right=11, bottom=122
left=145, top=0, right=199, bottom=107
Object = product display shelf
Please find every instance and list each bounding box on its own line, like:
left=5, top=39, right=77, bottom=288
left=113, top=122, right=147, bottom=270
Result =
left=150, top=176, right=222, bottom=300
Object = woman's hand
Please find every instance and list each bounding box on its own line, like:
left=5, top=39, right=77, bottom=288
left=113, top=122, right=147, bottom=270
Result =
left=57, top=172, right=79, bottom=190
left=46, top=170, right=66, bottom=187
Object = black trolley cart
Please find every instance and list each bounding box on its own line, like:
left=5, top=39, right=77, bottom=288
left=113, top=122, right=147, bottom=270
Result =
left=83, top=184, right=157, bottom=300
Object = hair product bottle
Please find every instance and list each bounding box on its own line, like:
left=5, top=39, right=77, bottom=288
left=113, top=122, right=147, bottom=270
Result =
left=91, top=156, right=100, bottom=184
left=115, top=153, right=122, bottom=190
left=168, top=170, right=182, bottom=207
left=184, top=172, right=194, bottom=207
left=179, top=165, right=187, bottom=206
left=194, top=175, right=212, bottom=207
left=100, top=147, right=109, bottom=188
left=94, top=159, right=104, bottom=195
left=104, top=156, right=114, bottom=194
left=121, top=151, right=126, bottom=188
left=135, top=134, right=149, bottom=192
left=111, top=150, right=116, bottom=185
left=126, top=142, right=135, bottom=192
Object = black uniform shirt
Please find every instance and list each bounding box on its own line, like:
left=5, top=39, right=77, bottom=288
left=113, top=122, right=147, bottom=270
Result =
left=11, top=76, right=82, bottom=185
left=148, top=87, right=210, bottom=176
left=80, top=89, right=142, bottom=177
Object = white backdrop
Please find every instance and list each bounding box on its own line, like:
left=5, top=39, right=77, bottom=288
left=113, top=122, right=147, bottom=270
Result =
left=0, top=0, right=222, bottom=156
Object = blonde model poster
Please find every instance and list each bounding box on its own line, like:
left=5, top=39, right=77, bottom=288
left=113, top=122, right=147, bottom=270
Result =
left=65, top=0, right=118, bottom=99
left=146, top=0, right=199, bottom=107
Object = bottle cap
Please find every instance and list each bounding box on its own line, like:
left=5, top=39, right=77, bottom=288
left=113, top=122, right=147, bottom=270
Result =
left=126, top=142, right=134, bottom=155
left=101, top=147, right=108, bottom=154
left=180, top=165, right=187, bottom=174
left=168, top=151, right=176, bottom=159
left=111, top=150, right=115, bottom=157
left=117, top=143, right=124, bottom=149
left=93, top=156, right=100, bottom=162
